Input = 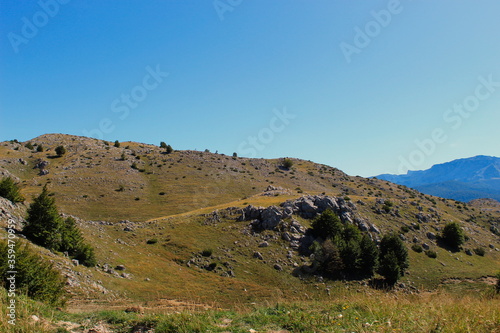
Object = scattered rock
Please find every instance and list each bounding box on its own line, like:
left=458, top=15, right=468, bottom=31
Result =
left=253, top=252, right=264, bottom=260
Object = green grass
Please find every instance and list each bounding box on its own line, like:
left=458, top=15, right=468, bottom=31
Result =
left=3, top=288, right=499, bottom=333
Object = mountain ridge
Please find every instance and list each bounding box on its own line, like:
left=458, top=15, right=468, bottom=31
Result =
left=376, top=155, right=500, bottom=202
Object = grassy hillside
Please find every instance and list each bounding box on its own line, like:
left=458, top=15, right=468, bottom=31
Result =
left=1, top=134, right=500, bottom=332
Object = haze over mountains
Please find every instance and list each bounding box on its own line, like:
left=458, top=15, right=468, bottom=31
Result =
left=376, top=156, right=500, bottom=202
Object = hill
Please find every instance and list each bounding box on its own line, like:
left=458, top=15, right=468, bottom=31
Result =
left=1, top=134, right=500, bottom=332
left=376, top=155, right=500, bottom=202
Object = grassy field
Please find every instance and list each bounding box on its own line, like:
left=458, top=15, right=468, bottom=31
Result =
left=2, top=288, right=499, bottom=332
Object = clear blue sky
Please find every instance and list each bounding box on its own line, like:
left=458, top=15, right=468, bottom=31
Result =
left=1, top=0, right=500, bottom=176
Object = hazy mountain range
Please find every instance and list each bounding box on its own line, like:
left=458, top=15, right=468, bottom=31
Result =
left=376, top=155, right=500, bottom=202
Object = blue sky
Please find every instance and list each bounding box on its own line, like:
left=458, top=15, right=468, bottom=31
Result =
left=1, top=0, right=499, bottom=176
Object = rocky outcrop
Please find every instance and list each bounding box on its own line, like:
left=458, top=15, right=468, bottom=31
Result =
left=239, top=195, right=378, bottom=235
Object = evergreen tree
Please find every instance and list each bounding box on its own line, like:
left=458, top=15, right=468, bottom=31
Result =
left=24, top=185, right=63, bottom=250
left=160, top=141, right=167, bottom=149
left=0, top=177, right=24, bottom=203
left=0, top=241, right=66, bottom=305
left=378, top=250, right=401, bottom=285
left=166, top=144, right=173, bottom=154
left=359, top=234, right=379, bottom=277
left=60, top=217, right=83, bottom=254
left=311, top=209, right=343, bottom=239
left=339, top=238, right=361, bottom=275
left=379, top=233, right=408, bottom=280
left=114, top=140, right=120, bottom=148
left=441, top=222, right=465, bottom=249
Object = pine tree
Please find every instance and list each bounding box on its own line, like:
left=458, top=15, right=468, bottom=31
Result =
left=0, top=177, right=24, bottom=202
left=378, top=233, right=408, bottom=282
left=359, top=234, right=379, bottom=277
left=24, top=185, right=63, bottom=251
left=311, top=209, right=343, bottom=239
left=441, top=222, right=465, bottom=249
left=378, top=250, right=401, bottom=285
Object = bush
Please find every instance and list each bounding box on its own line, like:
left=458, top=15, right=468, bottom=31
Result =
left=0, top=177, right=24, bottom=202
left=401, top=226, right=410, bottom=233
left=441, top=222, right=465, bottom=249
left=425, top=250, right=437, bottom=258
left=147, top=238, right=158, bottom=244
left=114, top=140, right=120, bottom=148
left=73, top=243, right=97, bottom=267
left=36, top=144, right=44, bottom=152
left=166, top=145, right=173, bottom=154
left=495, top=272, right=500, bottom=294
left=0, top=240, right=66, bottom=305
left=55, top=145, right=66, bottom=157
left=473, top=247, right=485, bottom=256
left=24, top=142, right=34, bottom=150
left=281, top=158, right=293, bottom=170
left=411, top=244, right=423, bottom=253
left=201, top=249, right=213, bottom=257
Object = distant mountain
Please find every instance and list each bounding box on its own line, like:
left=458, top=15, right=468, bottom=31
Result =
left=376, top=155, right=500, bottom=202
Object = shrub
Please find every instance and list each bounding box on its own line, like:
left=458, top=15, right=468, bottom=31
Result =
left=425, top=250, right=437, bottom=258
left=281, top=158, right=293, bottom=170
left=401, top=226, right=410, bottom=233
left=201, top=249, right=213, bottom=257
left=73, top=243, right=97, bottom=267
left=55, top=145, right=66, bottom=157
left=147, top=238, right=158, bottom=244
left=441, top=222, right=465, bottom=249
left=36, top=144, right=44, bottom=152
left=411, top=244, right=423, bottom=253
left=232, top=152, right=237, bottom=157
left=160, top=141, right=167, bottom=149
left=473, top=247, right=486, bottom=256
left=0, top=241, right=66, bottom=305
left=495, top=272, right=500, bottom=294
left=0, top=177, right=24, bottom=202
left=114, top=140, right=120, bottom=148
left=166, top=145, right=173, bottom=154
left=24, top=142, right=34, bottom=150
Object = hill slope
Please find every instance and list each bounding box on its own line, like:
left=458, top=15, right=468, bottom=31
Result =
left=376, top=155, right=500, bottom=202
left=1, top=134, right=499, bottom=314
